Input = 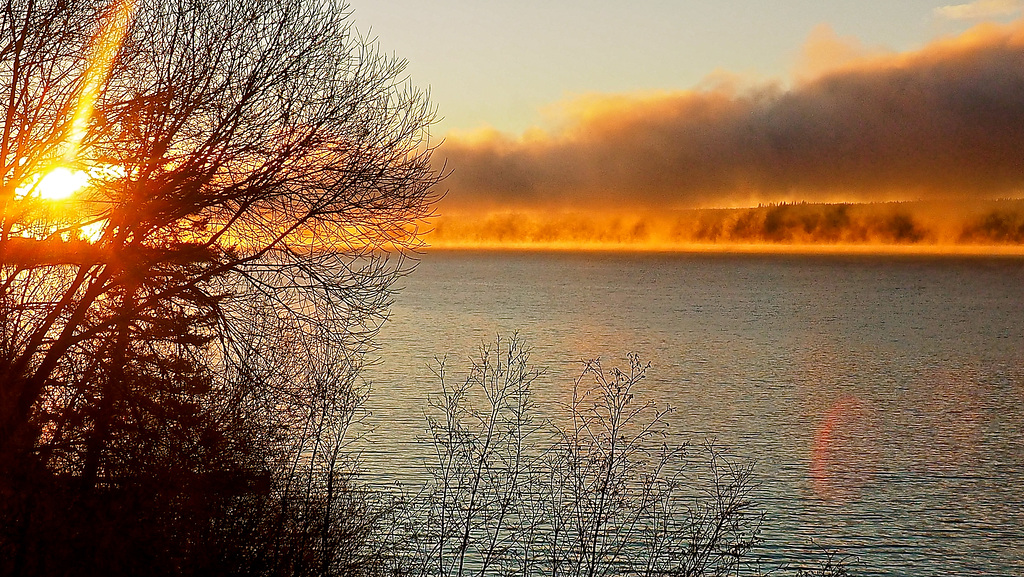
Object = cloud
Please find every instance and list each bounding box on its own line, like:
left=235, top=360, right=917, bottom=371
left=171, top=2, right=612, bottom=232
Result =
left=935, top=0, right=1023, bottom=20
left=792, top=24, right=889, bottom=80
left=436, top=20, right=1024, bottom=211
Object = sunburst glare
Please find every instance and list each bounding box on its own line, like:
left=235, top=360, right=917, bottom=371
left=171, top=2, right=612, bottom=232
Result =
left=27, top=166, right=90, bottom=200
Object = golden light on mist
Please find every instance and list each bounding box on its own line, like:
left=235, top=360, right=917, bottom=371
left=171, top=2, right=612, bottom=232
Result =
left=35, top=167, right=89, bottom=201
left=424, top=200, right=1024, bottom=254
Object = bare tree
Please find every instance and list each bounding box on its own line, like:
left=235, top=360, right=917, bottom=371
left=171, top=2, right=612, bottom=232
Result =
left=0, top=0, right=438, bottom=573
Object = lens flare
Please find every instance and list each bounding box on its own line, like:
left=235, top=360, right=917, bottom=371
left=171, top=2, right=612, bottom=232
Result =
left=64, top=0, right=137, bottom=162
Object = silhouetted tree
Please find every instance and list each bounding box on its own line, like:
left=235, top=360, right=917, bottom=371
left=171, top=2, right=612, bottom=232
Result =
left=0, top=0, right=438, bottom=573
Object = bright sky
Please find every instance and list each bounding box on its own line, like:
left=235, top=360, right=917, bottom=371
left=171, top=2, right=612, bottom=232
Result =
left=350, top=0, right=1023, bottom=135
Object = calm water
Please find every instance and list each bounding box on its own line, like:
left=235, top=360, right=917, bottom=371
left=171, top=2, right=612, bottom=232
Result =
left=361, top=250, right=1024, bottom=576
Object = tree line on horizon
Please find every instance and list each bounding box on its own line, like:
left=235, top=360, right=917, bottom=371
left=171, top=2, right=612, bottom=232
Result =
left=428, top=199, right=1024, bottom=249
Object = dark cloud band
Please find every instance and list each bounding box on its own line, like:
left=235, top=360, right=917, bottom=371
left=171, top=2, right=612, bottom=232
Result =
left=437, top=21, right=1024, bottom=210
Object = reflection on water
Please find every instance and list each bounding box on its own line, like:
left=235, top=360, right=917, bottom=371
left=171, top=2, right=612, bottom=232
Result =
left=362, top=250, right=1024, bottom=577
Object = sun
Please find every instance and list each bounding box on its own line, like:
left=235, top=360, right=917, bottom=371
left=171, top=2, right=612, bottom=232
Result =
left=36, top=167, right=89, bottom=200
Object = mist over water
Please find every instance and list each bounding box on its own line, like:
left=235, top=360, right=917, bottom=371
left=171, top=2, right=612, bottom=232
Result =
left=361, top=250, right=1024, bottom=577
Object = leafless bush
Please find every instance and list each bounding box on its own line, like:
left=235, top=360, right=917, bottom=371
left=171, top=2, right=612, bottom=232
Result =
left=399, top=336, right=769, bottom=577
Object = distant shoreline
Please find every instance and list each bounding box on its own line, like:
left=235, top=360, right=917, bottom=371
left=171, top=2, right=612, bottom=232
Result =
left=420, top=242, right=1024, bottom=257
left=424, top=198, right=1024, bottom=255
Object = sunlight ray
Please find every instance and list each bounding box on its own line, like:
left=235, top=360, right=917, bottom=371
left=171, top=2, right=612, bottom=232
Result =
left=64, top=0, right=137, bottom=163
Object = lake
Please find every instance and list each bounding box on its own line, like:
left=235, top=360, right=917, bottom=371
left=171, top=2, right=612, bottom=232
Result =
left=361, top=250, right=1024, bottom=576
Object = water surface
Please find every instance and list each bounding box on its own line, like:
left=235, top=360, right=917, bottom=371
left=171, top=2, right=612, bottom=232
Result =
left=362, top=250, right=1024, bottom=576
